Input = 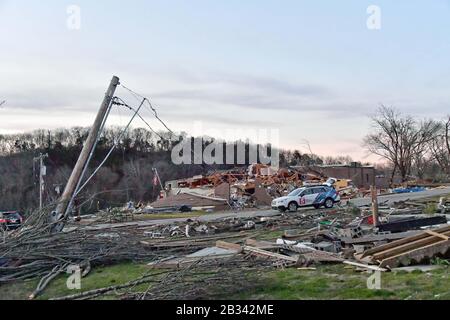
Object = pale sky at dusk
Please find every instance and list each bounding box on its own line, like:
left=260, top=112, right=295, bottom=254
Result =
left=1, top=0, right=450, bottom=162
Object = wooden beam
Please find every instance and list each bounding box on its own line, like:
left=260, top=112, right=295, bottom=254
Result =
left=371, top=186, right=380, bottom=227
left=343, top=261, right=387, bottom=272
left=216, top=241, right=242, bottom=253
left=245, top=239, right=279, bottom=249
left=361, top=225, right=450, bottom=258
left=425, top=230, right=450, bottom=241
left=372, top=230, right=450, bottom=261
left=380, top=240, right=450, bottom=269
left=243, top=246, right=298, bottom=262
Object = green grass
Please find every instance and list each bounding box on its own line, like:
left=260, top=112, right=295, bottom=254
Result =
left=2, top=193, right=450, bottom=300
left=424, top=203, right=438, bottom=214
left=255, top=230, right=285, bottom=241
left=2, top=263, right=449, bottom=300
left=0, top=263, right=150, bottom=300
left=230, top=265, right=450, bottom=300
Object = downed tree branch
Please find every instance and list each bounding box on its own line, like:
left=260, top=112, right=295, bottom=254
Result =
left=29, top=264, right=68, bottom=300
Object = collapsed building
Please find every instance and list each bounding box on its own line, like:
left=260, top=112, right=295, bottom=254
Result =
left=149, top=162, right=441, bottom=213
left=155, top=164, right=346, bottom=211
left=302, top=163, right=376, bottom=189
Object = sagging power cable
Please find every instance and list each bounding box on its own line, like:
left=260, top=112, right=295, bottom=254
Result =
left=120, top=83, right=215, bottom=172
left=113, top=97, right=170, bottom=143
left=71, top=82, right=208, bottom=202
left=120, top=84, right=174, bottom=135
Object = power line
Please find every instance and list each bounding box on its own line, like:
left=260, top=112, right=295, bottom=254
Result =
left=120, top=84, right=174, bottom=135
left=119, top=85, right=218, bottom=172
left=113, top=97, right=169, bottom=142
left=114, top=93, right=211, bottom=171
left=72, top=88, right=179, bottom=198
left=71, top=82, right=210, bottom=200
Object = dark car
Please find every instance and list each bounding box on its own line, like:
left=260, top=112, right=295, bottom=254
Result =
left=0, top=211, right=24, bottom=231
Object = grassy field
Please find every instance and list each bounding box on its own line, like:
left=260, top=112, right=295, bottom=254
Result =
left=0, top=263, right=151, bottom=300
left=1, top=263, right=448, bottom=300
left=232, top=265, right=450, bottom=300
left=1, top=193, right=449, bottom=300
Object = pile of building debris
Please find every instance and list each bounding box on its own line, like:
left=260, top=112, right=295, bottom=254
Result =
left=1, top=195, right=449, bottom=300
left=144, top=164, right=364, bottom=213
left=94, top=163, right=450, bottom=218
left=147, top=164, right=446, bottom=214
left=143, top=201, right=450, bottom=272
left=92, top=196, right=450, bottom=276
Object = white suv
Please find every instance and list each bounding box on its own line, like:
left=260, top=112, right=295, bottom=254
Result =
left=272, top=185, right=340, bottom=212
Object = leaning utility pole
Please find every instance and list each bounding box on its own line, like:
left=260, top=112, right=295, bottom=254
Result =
left=51, top=76, right=120, bottom=233
left=34, top=153, right=48, bottom=210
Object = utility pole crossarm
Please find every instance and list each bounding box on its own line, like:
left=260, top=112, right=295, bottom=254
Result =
left=51, top=76, right=120, bottom=233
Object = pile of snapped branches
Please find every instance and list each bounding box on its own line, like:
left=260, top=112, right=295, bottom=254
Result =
left=0, top=207, right=169, bottom=299
left=52, top=256, right=275, bottom=301
left=0, top=206, right=279, bottom=300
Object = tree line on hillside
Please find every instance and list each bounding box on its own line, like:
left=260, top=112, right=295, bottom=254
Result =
left=0, top=127, right=352, bottom=213
left=1, top=106, right=448, bottom=214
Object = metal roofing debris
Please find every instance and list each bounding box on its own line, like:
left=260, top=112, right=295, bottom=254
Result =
left=186, top=247, right=238, bottom=258
left=377, top=216, right=448, bottom=233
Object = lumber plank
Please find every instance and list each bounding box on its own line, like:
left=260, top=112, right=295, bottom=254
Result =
left=361, top=225, right=450, bottom=258
left=372, top=230, right=450, bottom=261
left=425, top=230, right=450, bottom=241
left=342, top=230, right=421, bottom=245
left=216, top=241, right=243, bottom=253
left=245, top=239, right=280, bottom=249
left=243, top=246, right=298, bottom=262
left=380, top=239, right=450, bottom=269
left=343, top=261, right=387, bottom=272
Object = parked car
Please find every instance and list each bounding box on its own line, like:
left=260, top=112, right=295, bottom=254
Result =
left=272, top=185, right=341, bottom=212
left=0, top=211, right=24, bottom=231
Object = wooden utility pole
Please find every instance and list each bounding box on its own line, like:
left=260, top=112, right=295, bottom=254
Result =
left=34, top=153, right=48, bottom=210
left=371, top=185, right=380, bottom=227
left=51, top=76, right=120, bottom=232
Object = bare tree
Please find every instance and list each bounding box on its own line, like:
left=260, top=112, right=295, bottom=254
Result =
left=364, top=106, right=440, bottom=185
left=428, top=117, right=450, bottom=176
left=299, top=139, right=323, bottom=165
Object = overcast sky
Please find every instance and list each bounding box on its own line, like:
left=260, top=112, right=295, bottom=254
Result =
left=1, top=0, right=450, bottom=162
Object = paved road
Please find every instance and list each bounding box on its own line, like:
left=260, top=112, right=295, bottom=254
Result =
left=90, top=209, right=282, bottom=230
left=347, top=187, right=450, bottom=207
left=89, top=187, right=450, bottom=230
